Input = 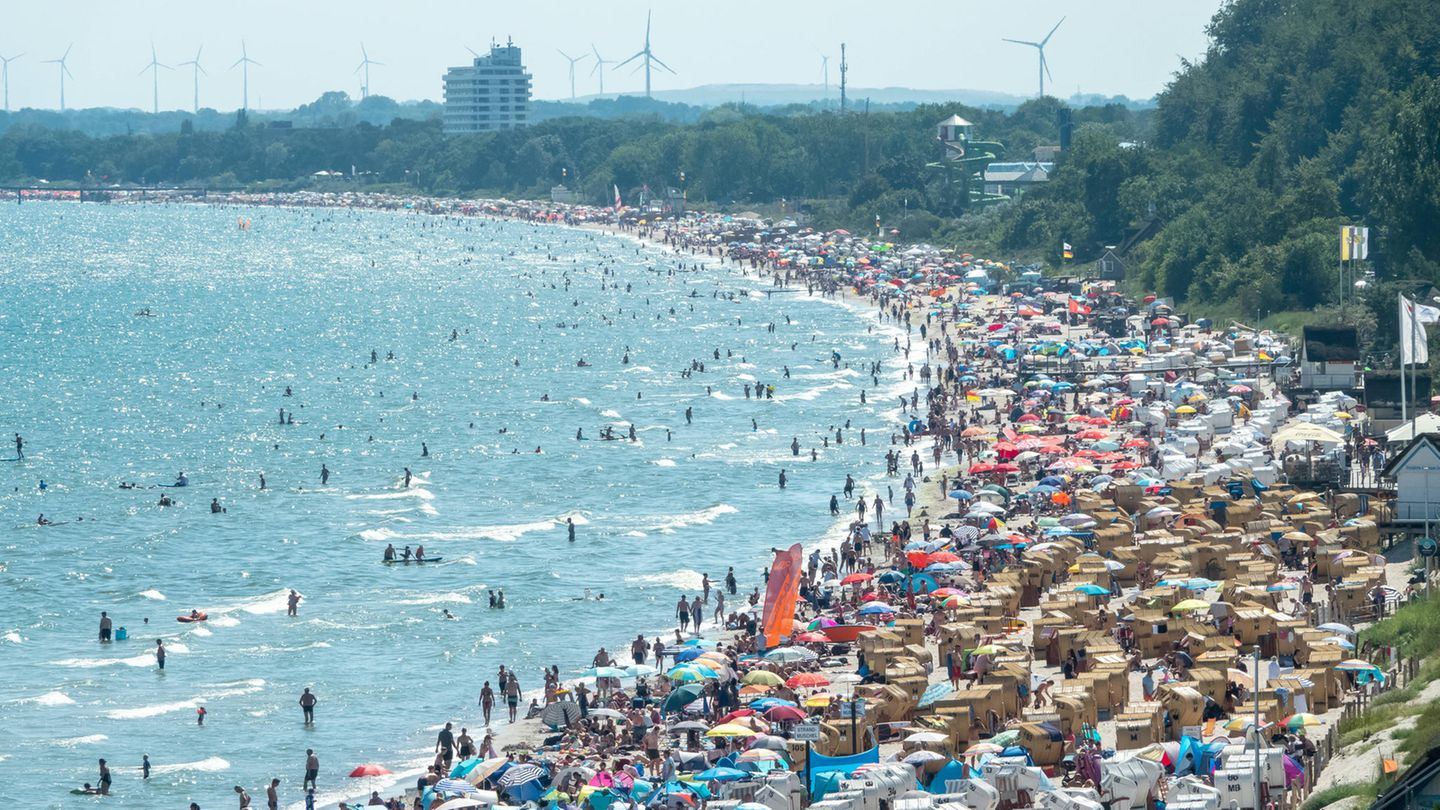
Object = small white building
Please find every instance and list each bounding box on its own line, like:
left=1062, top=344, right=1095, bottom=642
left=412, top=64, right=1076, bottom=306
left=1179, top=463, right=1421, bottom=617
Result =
left=1381, top=434, right=1440, bottom=524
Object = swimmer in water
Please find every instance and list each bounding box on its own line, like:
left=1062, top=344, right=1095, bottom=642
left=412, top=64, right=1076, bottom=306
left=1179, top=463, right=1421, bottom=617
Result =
left=442, top=609, right=456, bottom=620
left=403, top=467, right=413, bottom=488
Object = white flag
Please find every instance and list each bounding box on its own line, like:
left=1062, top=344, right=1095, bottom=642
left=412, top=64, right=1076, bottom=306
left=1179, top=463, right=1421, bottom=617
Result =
left=1400, top=295, right=1438, bottom=365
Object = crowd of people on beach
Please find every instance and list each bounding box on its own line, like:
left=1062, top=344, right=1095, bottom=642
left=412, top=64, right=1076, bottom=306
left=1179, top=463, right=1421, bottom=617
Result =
left=41, top=191, right=1408, bottom=809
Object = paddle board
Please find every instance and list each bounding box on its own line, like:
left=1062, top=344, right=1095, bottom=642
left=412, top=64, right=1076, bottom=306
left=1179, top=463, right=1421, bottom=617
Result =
left=382, top=557, right=443, bottom=565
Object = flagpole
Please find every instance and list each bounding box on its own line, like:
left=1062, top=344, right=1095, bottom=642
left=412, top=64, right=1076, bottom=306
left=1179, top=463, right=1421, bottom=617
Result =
left=1415, top=294, right=1424, bottom=441
left=1401, top=293, right=1410, bottom=431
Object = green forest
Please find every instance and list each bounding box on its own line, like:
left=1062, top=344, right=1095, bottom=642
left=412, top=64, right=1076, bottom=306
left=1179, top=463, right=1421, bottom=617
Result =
left=1, top=0, right=1437, bottom=338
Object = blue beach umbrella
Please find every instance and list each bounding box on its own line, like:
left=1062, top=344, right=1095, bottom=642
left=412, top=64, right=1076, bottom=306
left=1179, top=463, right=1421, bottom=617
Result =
left=1074, top=583, right=1109, bottom=596
left=695, top=767, right=748, bottom=782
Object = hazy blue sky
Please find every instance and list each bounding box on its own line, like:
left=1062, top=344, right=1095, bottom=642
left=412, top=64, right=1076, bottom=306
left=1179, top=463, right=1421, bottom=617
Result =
left=2, top=0, right=1226, bottom=111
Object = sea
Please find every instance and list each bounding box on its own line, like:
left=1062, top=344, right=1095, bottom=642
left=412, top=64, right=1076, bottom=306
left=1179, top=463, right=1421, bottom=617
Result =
left=0, top=201, right=910, bottom=808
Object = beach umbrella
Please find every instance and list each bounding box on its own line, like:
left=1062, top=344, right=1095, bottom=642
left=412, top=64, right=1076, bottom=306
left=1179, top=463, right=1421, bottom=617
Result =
left=461, top=758, right=509, bottom=786
left=990, top=729, right=1020, bottom=746
left=735, top=749, right=787, bottom=764
left=743, top=670, right=784, bottom=686
left=672, top=648, right=705, bottom=663
left=1171, top=598, right=1212, bottom=612
left=497, top=764, right=545, bottom=788
left=971, top=644, right=1005, bottom=656
left=748, top=734, right=790, bottom=751
left=624, top=664, right=659, bottom=677
left=436, top=778, right=482, bottom=796
left=1335, top=659, right=1380, bottom=672
left=540, top=700, right=582, bottom=729
left=764, top=705, right=808, bottom=723
left=962, top=743, right=1004, bottom=756
left=682, top=638, right=720, bottom=648
left=765, top=647, right=817, bottom=663
left=436, top=800, right=488, bottom=810
left=1318, top=622, right=1356, bottom=636
left=857, top=603, right=894, bottom=616
left=580, top=666, right=630, bottom=679
left=903, top=750, right=946, bottom=765
left=707, top=723, right=759, bottom=737
left=905, top=731, right=949, bottom=744
left=662, top=684, right=705, bottom=713
left=1283, top=713, right=1323, bottom=732
left=1074, top=583, right=1110, bottom=596
left=350, top=763, right=392, bottom=777
left=1323, top=636, right=1355, bottom=649
left=840, top=572, right=875, bottom=585
left=695, top=767, right=749, bottom=782
left=669, top=720, right=710, bottom=732
left=588, top=708, right=629, bottom=720
left=786, top=672, right=830, bottom=688
left=794, top=631, right=830, bottom=643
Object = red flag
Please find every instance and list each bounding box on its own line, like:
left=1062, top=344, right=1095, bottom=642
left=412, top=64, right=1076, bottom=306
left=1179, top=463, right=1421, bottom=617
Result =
left=761, top=543, right=804, bottom=649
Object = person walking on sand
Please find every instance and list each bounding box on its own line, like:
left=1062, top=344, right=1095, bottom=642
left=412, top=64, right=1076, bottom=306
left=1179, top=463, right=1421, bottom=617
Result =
left=299, top=688, right=317, bottom=724
left=504, top=677, right=521, bottom=723
left=676, top=595, right=690, bottom=633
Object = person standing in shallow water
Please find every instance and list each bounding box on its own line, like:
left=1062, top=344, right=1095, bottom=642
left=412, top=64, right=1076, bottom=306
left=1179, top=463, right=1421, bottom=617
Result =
left=299, top=688, right=317, bottom=724
left=568, top=517, right=576, bottom=542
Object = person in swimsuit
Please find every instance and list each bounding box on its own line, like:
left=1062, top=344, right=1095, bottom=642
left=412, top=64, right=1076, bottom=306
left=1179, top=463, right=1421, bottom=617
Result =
left=504, top=677, right=521, bottom=723
left=98, top=759, right=112, bottom=795
left=479, top=681, right=495, bottom=726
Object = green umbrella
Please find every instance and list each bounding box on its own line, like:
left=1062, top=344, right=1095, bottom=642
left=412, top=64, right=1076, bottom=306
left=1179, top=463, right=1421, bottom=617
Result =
left=662, top=683, right=705, bottom=713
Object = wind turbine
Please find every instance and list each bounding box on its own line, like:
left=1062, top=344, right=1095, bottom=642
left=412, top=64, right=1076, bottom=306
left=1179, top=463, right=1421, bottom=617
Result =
left=820, top=54, right=830, bottom=104
left=178, top=46, right=206, bottom=113
left=589, top=45, right=615, bottom=96
left=615, top=10, right=674, bottom=98
left=0, top=52, right=22, bottom=113
left=557, top=49, right=588, bottom=101
left=139, top=43, right=172, bottom=114
left=230, top=39, right=261, bottom=111
left=1003, top=17, right=1064, bottom=98
left=43, top=44, right=74, bottom=111
left=355, top=43, right=383, bottom=99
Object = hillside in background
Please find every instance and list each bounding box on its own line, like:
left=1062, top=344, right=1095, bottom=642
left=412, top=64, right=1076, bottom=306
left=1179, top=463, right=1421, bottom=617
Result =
left=966, top=0, right=1440, bottom=344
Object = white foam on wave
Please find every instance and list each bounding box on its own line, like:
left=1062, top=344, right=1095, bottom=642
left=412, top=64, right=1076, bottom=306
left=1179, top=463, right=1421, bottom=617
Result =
left=116, top=756, right=230, bottom=775
left=4, top=630, right=22, bottom=644
left=243, top=641, right=332, bottom=654
left=346, top=488, right=435, bottom=501
left=19, top=690, right=76, bottom=706
left=600, top=409, right=622, bottom=418
left=209, top=615, right=241, bottom=628
left=190, top=626, right=213, bottom=636
left=649, top=504, right=738, bottom=533
left=480, top=634, right=499, bottom=645
left=238, top=589, right=290, bottom=615
left=625, top=530, right=649, bottom=538
left=652, top=459, right=677, bottom=467
left=53, top=734, right=107, bottom=746
left=573, top=397, right=592, bottom=405
left=711, top=392, right=736, bottom=400
left=54, top=653, right=157, bottom=669
left=557, top=511, right=590, bottom=525
left=625, top=569, right=705, bottom=590
left=105, top=681, right=265, bottom=719
left=775, top=381, right=852, bottom=402
left=623, top=365, right=654, bottom=373
left=138, top=589, right=167, bottom=600
left=399, top=593, right=473, bottom=605
left=360, top=520, right=556, bottom=542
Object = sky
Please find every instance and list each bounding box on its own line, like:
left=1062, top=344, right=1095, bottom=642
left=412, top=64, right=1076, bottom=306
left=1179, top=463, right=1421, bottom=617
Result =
left=1, top=0, right=1227, bottom=111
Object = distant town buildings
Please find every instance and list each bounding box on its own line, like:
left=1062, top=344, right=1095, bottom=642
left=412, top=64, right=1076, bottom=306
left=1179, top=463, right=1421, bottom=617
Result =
left=442, top=40, right=532, bottom=134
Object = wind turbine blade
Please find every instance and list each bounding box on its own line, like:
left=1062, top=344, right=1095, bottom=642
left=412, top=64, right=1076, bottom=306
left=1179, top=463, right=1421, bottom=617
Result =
left=628, top=61, right=645, bottom=76
left=64, top=64, right=74, bottom=79
left=650, top=55, right=675, bottom=74
left=63, top=43, right=72, bottom=60
left=231, top=57, right=244, bottom=69
left=370, top=60, right=383, bottom=67
left=591, top=44, right=602, bottom=61
left=361, top=43, right=368, bottom=60
left=1041, top=17, right=1065, bottom=47
left=250, top=59, right=263, bottom=68
left=558, top=48, right=571, bottom=61
left=1002, top=38, right=1039, bottom=47
left=1043, top=54, right=1052, bottom=83
left=139, top=64, right=150, bottom=76
left=196, top=45, right=203, bottom=62
left=614, top=51, right=643, bottom=69
left=197, top=64, right=208, bottom=75
left=355, top=62, right=365, bottom=74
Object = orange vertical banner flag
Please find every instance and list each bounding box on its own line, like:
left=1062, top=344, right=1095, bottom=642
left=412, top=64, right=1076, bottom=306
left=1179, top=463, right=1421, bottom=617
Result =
left=761, top=543, right=804, bottom=649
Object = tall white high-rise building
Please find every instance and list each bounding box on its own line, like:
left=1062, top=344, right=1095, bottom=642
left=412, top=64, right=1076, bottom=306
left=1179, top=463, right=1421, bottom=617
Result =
left=443, top=40, right=532, bottom=134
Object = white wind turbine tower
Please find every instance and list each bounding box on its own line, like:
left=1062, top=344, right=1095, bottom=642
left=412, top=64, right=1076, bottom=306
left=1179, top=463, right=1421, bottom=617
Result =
left=820, top=54, right=830, bottom=105
left=355, top=43, right=382, bottom=99
left=1003, top=17, right=1064, bottom=98
left=615, top=10, right=674, bottom=98
left=140, top=43, right=172, bottom=114
left=178, top=46, right=206, bottom=113
left=231, top=39, right=261, bottom=111
left=43, top=44, right=74, bottom=111
left=589, top=45, right=615, bottom=96
left=557, top=49, right=588, bottom=101
left=0, top=52, right=22, bottom=113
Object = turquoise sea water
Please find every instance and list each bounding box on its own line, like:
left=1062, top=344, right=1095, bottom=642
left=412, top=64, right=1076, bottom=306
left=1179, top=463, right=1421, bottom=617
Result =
left=0, top=202, right=905, bottom=808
